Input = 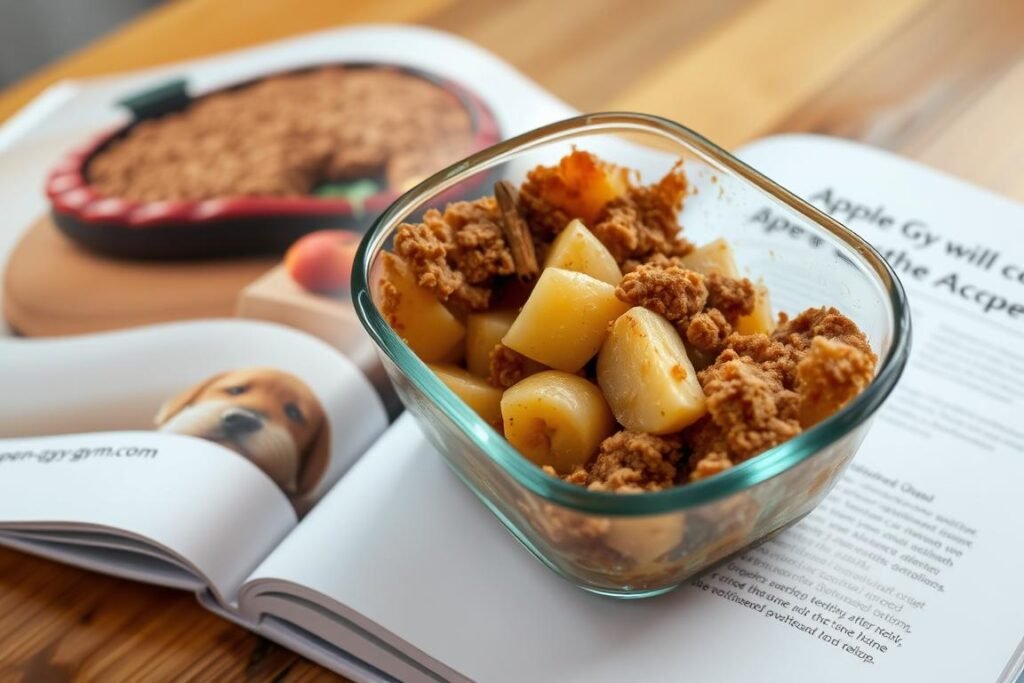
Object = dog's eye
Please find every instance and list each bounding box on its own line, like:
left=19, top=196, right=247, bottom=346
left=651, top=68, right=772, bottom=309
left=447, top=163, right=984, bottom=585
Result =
left=284, top=403, right=305, bottom=424
left=224, top=386, right=247, bottom=396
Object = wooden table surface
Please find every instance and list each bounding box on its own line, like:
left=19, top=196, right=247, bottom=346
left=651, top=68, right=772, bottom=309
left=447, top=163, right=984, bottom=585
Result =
left=0, top=0, right=1021, bottom=679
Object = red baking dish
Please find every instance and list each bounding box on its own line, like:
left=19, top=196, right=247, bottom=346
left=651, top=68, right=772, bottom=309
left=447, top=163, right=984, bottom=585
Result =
left=45, top=64, right=501, bottom=260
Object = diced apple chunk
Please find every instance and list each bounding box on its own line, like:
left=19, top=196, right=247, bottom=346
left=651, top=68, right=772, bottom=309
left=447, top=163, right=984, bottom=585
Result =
left=501, top=371, right=615, bottom=473
left=429, top=364, right=503, bottom=428
left=374, top=253, right=465, bottom=362
left=597, top=307, right=707, bottom=434
left=679, top=238, right=740, bottom=278
left=503, top=268, right=629, bottom=373
left=466, top=310, right=518, bottom=377
left=543, top=219, right=623, bottom=285
left=605, top=515, right=686, bottom=564
left=735, top=282, right=774, bottom=335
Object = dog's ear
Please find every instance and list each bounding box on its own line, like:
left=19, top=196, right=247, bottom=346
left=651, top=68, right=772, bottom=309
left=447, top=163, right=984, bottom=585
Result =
left=154, top=373, right=226, bottom=426
left=296, top=420, right=331, bottom=496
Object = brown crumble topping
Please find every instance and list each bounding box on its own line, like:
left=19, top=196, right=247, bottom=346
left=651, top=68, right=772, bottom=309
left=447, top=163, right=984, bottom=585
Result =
left=722, top=332, right=803, bottom=389
left=393, top=198, right=513, bottom=312
left=489, top=343, right=534, bottom=389
left=688, top=355, right=802, bottom=475
left=773, top=306, right=876, bottom=358
left=552, top=465, right=590, bottom=487
left=518, top=180, right=572, bottom=239
left=796, top=336, right=876, bottom=428
left=685, top=308, right=732, bottom=354
left=666, top=306, right=875, bottom=482
left=377, top=254, right=405, bottom=332
left=592, top=201, right=694, bottom=267
left=394, top=213, right=456, bottom=294
left=688, top=450, right=733, bottom=482
left=569, top=431, right=684, bottom=492
left=715, top=306, right=877, bottom=390
left=88, top=67, right=475, bottom=202
left=590, top=204, right=641, bottom=262
left=705, top=272, right=756, bottom=323
left=444, top=198, right=516, bottom=283
left=591, top=162, right=693, bottom=267
left=615, top=265, right=707, bottom=323
left=620, top=252, right=687, bottom=274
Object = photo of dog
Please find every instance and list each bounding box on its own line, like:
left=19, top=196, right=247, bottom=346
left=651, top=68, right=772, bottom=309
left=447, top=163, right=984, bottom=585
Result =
left=155, top=367, right=330, bottom=514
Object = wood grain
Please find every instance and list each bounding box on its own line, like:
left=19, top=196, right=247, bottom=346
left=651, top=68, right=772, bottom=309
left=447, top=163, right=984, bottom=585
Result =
left=422, top=0, right=751, bottom=111
left=771, top=0, right=1024, bottom=169
left=1, top=0, right=1022, bottom=679
left=0, top=548, right=323, bottom=681
left=912, top=55, right=1024, bottom=200
left=606, top=0, right=932, bottom=148
left=4, top=217, right=277, bottom=337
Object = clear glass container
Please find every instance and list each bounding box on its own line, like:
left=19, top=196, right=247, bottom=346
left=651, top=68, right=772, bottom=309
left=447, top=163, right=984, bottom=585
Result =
left=352, top=113, right=911, bottom=598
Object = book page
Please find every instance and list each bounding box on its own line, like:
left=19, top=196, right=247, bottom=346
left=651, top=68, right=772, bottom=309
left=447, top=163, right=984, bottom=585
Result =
left=0, top=430, right=293, bottom=598
left=0, top=319, right=387, bottom=600
left=240, top=138, right=1024, bottom=682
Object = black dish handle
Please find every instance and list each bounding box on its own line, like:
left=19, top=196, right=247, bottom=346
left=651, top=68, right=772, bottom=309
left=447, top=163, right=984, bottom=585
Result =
left=118, top=79, right=189, bottom=120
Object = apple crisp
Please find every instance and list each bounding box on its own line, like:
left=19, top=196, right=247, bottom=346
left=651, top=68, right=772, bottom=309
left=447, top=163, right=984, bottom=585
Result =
left=377, top=150, right=878, bottom=495
left=88, top=67, right=476, bottom=202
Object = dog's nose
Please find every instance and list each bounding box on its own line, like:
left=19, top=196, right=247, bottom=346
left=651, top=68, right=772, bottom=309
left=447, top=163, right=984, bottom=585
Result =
left=221, top=408, right=263, bottom=436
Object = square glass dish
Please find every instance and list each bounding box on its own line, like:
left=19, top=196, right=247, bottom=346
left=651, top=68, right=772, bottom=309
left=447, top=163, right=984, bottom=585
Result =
left=352, top=113, right=911, bottom=598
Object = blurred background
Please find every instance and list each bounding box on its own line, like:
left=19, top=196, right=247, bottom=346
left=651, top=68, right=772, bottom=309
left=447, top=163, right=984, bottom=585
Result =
left=0, top=0, right=160, bottom=87
left=2, top=0, right=1019, bottom=195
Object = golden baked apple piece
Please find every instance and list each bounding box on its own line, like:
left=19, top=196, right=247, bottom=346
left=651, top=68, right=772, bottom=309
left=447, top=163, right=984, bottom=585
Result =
left=531, top=149, right=631, bottom=225
left=543, top=219, right=623, bottom=285
left=465, top=310, right=518, bottom=377
left=679, top=237, right=740, bottom=278
left=501, top=371, right=615, bottom=473
left=735, top=282, right=774, bottom=335
left=375, top=253, right=465, bottom=362
left=429, top=364, right=503, bottom=428
left=502, top=268, right=630, bottom=373
left=597, top=307, right=707, bottom=434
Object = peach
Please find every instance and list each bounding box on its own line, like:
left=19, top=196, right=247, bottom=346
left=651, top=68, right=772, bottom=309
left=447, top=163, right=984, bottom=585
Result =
left=285, top=230, right=361, bottom=294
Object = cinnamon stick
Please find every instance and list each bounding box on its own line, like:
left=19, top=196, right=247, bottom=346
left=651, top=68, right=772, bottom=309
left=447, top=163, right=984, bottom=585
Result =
left=494, top=180, right=539, bottom=280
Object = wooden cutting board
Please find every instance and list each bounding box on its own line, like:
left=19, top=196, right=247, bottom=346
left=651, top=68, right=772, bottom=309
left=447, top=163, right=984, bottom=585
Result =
left=3, top=215, right=277, bottom=336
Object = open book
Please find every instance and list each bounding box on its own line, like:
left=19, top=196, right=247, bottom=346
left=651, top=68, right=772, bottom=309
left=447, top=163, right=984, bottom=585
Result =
left=1, top=26, right=1022, bottom=683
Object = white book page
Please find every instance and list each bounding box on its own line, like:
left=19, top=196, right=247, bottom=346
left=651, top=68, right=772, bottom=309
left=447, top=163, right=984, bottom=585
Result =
left=240, top=138, right=1024, bottom=683
left=0, top=430, right=293, bottom=599
left=0, top=319, right=387, bottom=600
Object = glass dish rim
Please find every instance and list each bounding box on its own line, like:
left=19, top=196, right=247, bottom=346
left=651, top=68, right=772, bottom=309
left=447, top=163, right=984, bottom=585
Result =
left=352, top=112, right=912, bottom=517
